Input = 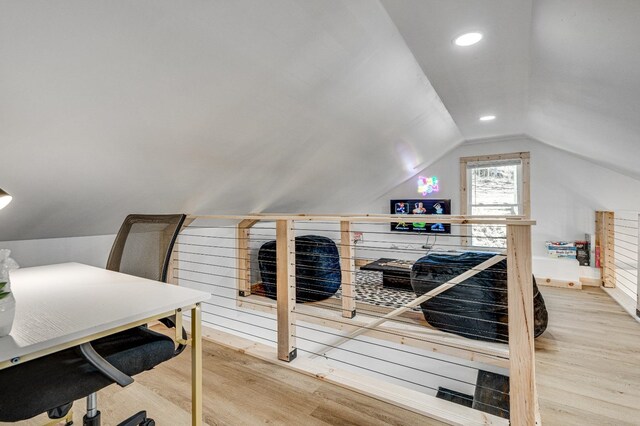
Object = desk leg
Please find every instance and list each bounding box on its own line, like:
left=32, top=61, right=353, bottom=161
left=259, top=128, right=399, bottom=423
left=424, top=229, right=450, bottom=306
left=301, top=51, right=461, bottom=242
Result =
left=191, top=303, right=202, bottom=426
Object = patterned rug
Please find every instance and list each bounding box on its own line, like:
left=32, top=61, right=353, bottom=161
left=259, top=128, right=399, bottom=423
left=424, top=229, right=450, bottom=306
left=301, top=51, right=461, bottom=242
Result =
left=334, top=270, right=422, bottom=311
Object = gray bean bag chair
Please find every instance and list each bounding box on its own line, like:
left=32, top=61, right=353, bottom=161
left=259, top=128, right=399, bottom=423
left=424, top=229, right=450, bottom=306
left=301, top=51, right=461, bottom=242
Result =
left=411, top=251, right=548, bottom=343
left=258, top=235, right=341, bottom=302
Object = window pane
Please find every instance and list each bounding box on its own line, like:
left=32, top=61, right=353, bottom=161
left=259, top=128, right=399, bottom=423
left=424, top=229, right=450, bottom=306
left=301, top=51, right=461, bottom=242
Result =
left=470, top=164, right=519, bottom=206
left=471, top=225, right=507, bottom=248
left=467, top=159, right=522, bottom=248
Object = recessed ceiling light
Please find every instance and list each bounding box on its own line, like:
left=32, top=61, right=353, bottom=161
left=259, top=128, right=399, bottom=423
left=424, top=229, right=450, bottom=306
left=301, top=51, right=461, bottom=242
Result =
left=479, top=115, right=496, bottom=121
left=454, top=32, right=483, bottom=47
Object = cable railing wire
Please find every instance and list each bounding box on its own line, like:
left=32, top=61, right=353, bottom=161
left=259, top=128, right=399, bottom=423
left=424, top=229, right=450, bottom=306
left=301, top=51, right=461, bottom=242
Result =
left=291, top=333, right=508, bottom=395
left=292, top=323, right=486, bottom=371
left=198, top=297, right=509, bottom=396
left=613, top=258, right=639, bottom=273
left=292, top=309, right=510, bottom=357
left=177, top=217, right=523, bottom=415
left=294, top=346, right=509, bottom=416
left=202, top=320, right=277, bottom=345
left=294, top=298, right=506, bottom=332
left=174, top=266, right=511, bottom=309
left=190, top=280, right=512, bottom=359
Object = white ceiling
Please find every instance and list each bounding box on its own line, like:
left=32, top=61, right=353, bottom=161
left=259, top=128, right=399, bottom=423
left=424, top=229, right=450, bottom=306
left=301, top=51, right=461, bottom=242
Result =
left=381, top=0, right=533, bottom=140
left=1, top=0, right=639, bottom=240
left=0, top=0, right=461, bottom=240
left=527, top=0, right=640, bottom=177
left=383, top=0, right=640, bottom=178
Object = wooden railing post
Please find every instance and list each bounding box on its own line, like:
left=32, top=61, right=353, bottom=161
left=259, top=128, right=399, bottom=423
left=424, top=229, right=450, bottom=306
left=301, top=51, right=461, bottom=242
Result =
left=604, top=211, right=616, bottom=288
left=507, top=223, right=536, bottom=425
left=340, top=221, right=356, bottom=318
left=237, top=219, right=258, bottom=296
left=637, top=213, right=640, bottom=318
left=596, top=211, right=615, bottom=288
left=276, top=219, right=297, bottom=362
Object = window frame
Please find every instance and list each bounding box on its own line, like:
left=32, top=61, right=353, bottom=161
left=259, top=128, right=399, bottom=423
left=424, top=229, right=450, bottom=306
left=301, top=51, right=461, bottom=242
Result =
left=460, top=151, right=530, bottom=246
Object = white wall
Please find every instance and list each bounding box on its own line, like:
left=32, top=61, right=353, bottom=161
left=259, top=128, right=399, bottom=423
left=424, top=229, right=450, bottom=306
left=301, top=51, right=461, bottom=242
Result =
left=0, top=235, right=115, bottom=268
left=372, top=135, right=640, bottom=277
left=7, top=135, right=639, bottom=277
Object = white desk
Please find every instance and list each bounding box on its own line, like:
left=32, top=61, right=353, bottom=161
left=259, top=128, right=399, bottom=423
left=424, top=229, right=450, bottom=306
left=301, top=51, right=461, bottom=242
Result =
left=0, top=263, right=210, bottom=425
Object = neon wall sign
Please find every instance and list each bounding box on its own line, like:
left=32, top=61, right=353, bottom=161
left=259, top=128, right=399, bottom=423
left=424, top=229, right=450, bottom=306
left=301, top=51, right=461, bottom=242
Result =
left=417, top=176, right=439, bottom=196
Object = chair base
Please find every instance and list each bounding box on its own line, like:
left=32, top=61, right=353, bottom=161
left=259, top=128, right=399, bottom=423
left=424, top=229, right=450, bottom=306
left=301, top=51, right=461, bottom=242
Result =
left=117, top=410, right=155, bottom=426
left=44, top=410, right=73, bottom=426
left=83, top=410, right=154, bottom=426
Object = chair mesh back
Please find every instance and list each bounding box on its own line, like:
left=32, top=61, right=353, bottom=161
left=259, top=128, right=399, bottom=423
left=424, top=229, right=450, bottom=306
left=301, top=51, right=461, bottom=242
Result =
left=106, top=214, right=186, bottom=282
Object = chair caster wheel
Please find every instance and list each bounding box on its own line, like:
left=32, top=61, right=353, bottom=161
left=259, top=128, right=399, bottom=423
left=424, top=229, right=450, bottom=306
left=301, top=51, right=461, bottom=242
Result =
left=140, top=419, right=155, bottom=426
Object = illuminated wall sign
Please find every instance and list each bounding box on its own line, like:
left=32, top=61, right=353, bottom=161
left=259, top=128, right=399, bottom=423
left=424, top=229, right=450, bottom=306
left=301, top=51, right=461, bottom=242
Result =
left=417, top=176, right=439, bottom=195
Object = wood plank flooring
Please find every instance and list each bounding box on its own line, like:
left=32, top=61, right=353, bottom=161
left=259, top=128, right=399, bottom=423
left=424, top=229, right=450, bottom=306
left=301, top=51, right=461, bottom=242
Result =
left=3, top=286, right=639, bottom=425
left=536, top=286, right=640, bottom=425
left=3, top=338, right=443, bottom=426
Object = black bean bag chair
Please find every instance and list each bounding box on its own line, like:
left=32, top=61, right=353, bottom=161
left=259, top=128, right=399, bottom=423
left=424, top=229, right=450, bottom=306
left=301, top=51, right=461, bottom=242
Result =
left=411, top=251, right=548, bottom=343
left=258, top=235, right=341, bottom=302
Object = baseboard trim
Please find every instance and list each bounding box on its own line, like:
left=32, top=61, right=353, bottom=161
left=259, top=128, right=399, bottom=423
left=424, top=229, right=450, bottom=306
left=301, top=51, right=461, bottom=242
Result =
left=536, top=276, right=581, bottom=289
left=536, top=276, right=604, bottom=290
left=579, top=277, right=603, bottom=287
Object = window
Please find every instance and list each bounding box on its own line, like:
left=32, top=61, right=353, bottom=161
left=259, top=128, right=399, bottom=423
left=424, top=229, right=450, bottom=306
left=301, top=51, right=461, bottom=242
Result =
left=460, top=152, right=530, bottom=248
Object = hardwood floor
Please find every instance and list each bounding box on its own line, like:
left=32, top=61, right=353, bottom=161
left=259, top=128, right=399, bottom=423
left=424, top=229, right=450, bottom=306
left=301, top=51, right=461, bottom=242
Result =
left=3, top=338, right=443, bottom=426
left=536, top=286, right=640, bottom=426
left=4, top=286, right=639, bottom=425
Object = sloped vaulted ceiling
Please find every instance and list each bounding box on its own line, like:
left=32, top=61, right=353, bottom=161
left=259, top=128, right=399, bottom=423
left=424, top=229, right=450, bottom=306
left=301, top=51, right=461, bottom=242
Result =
left=381, top=0, right=533, bottom=140
left=527, top=0, right=640, bottom=176
left=0, top=1, right=461, bottom=240
left=2, top=0, right=639, bottom=241
left=383, top=0, right=640, bottom=179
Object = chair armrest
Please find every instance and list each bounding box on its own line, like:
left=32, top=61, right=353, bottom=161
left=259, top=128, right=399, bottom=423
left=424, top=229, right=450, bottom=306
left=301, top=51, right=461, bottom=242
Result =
left=79, top=342, right=134, bottom=388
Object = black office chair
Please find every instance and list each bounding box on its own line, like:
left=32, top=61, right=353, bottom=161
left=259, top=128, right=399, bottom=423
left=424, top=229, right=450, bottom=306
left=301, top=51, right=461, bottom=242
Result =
left=0, top=214, right=187, bottom=426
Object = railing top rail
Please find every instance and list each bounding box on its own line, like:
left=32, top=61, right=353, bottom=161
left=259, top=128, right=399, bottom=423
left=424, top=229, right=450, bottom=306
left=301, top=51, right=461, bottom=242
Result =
left=187, top=213, right=536, bottom=226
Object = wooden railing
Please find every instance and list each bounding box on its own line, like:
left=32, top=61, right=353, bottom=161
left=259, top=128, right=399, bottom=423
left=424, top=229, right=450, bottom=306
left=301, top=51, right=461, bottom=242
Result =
left=172, top=214, right=538, bottom=425
left=596, top=210, right=639, bottom=318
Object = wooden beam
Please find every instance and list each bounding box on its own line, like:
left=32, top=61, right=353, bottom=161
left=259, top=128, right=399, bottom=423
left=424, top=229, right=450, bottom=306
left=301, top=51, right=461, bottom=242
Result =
left=190, top=214, right=536, bottom=226
left=237, top=219, right=259, bottom=297
left=595, top=211, right=603, bottom=268
left=459, top=151, right=531, bottom=164
left=536, top=276, right=582, bottom=290
left=506, top=224, right=536, bottom=425
left=604, top=211, right=616, bottom=288
left=579, top=276, right=603, bottom=287
left=459, top=158, right=469, bottom=246
left=276, top=219, right=297, bottom=362
left=522, top=155, right=531, bottom=218
left=191, top=303, right=203, bottom=426
left=340, top=221, right=356, bottom=318
left=597, top=211, right=616, bottom=288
